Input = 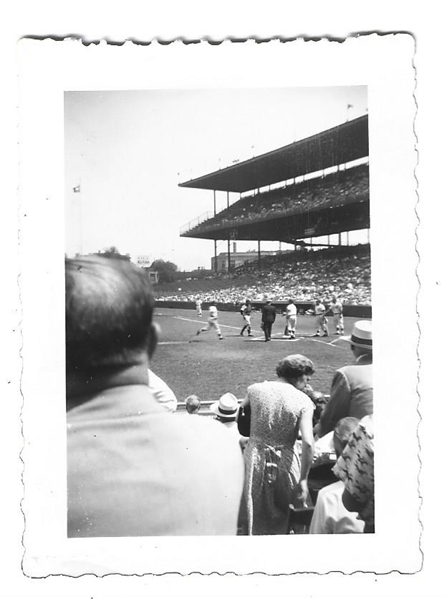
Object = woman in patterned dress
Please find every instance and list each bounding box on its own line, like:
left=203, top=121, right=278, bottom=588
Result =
left=240, top=355, right=315, bottom=535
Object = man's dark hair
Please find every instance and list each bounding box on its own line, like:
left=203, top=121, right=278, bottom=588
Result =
left=66, top=256, right=155, bottom=373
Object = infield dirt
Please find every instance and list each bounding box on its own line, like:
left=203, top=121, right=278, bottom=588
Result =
left=151, top=308, right=358, bottom=403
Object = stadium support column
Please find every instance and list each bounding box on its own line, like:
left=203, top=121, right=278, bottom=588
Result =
left=258, top=240, right=261, bottom=269
left=227, top=191, right=231, bottom=273
left=213, top=190, right=217, bottom=273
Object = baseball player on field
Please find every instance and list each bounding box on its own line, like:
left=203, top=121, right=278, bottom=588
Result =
left=195, top=297, right=203, bottom=317
left=285, top=298, right=297, bottom=339
left=195, top=303, right=223, bottom=340
left=313, top=298, right=329, bottom=337
left=239, top=300, right=253, bottom=337
left=328, top=295, right=344, bottom=335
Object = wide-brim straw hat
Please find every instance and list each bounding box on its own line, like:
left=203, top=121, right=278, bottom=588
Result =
left=210, top=392, right=239, bottom=419
left=340, top=320, right=372, bottom=350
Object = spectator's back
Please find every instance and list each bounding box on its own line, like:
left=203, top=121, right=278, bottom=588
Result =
left=66, top=256, right=244, bottom=537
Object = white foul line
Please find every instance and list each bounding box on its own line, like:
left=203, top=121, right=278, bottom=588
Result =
left=173, top=317, right=349, bottom=349
left=158, top=341, right=194, bottom=345
left=174, top=315, right=261, bottom=333
left=310, top=337, right=348, bottom=350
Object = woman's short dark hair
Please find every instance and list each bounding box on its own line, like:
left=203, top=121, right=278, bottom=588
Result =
left=66, top=256, right=155, bottom=372
left=276, top=354, right=315, bottom=381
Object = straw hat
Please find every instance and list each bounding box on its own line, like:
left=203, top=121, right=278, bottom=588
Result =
left=210, top=393, right=239, bottom=419
left=341, top=320, right=372, bottom=350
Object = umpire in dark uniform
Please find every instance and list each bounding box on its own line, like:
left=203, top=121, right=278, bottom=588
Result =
left=261, top=299, right=276, bottom=342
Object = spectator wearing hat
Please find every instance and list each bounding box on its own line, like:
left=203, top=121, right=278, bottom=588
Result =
left=317, top=320, right=373, bottom=437
left=210, top=393, right=239, bottom=427
left=210, top=393, right=249, bottom=449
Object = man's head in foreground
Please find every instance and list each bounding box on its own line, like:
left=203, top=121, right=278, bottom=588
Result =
left=66, top=256, right=158, bottom=388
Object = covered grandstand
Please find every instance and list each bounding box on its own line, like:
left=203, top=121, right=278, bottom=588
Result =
left=166, top=114, right=371, bottom=311
left=179, top=114, right=369, bottom=262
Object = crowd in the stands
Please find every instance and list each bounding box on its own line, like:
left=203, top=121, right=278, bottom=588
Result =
left=185, top=164, right=369, bottom=235
left=156, top=245, right=372, bottom=305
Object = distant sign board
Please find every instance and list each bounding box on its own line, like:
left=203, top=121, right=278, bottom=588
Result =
left=137, top=255, right=151, bottom=266
left=304, top=228, right=315, bottom=236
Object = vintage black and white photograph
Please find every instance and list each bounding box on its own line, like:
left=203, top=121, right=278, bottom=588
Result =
left=65, top=87, right=373, bottom=538
left=16, top=35, right=420, bottom=577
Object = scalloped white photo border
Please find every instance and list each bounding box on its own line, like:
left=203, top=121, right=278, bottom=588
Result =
left=17, top=35, right=419, bottom=577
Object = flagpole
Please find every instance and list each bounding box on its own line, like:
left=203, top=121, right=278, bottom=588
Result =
left=346, top=103, right=353, bottom=122
left=79, top=179, right=83, bottom=255
left=73, top=180, right=83, bottom=255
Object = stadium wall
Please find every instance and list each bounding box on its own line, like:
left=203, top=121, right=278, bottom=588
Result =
left=155, top=301, right=372, bottom=319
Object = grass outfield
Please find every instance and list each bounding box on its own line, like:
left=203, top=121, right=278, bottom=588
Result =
left=150, top=307, right=358, bottom=403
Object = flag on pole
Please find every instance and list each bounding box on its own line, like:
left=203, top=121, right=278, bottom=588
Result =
left=73, top=185, right=81, bottom=193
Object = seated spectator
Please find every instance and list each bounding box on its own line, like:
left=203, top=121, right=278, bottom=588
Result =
left=154, top=244, right=372, bottom=306
left=210, top=393, right=249, bottom=450
left=66, top=256, right=244, bottom=537
left=210, top=392, right=239, bottom=428
left=309, top=417, right=365, bottom=534
left=148, top=369, right=177, bottom=412
left=185, top=394, right=201, bottom=414
left=333, top=415, right=374, bottom=533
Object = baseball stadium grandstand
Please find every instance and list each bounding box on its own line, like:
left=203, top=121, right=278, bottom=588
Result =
left=155, top=114, right=371, bottom=313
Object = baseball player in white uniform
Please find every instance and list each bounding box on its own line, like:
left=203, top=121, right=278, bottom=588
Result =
left=314, top=299, right=329, bottom=337
left=195, top=297, right=203, bottom=317
left=195, top=303, right=223, bottom=340
left=240, top=300, right=253, bottom=336
left=329, top=295, right=344, bottom=334
left=285, top=299, right=297, bottom=339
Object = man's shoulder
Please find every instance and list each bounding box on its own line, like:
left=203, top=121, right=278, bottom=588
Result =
left=171, top=413, right=240, bottom=446
left=338, top=360, right=372, bottom=375
left=318, top=479, right=343, bottom=501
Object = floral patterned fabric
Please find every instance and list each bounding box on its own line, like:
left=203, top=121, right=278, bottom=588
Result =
left=241, top=380, right=314, bottom=535
left=333, top=415, right=374, bottom=532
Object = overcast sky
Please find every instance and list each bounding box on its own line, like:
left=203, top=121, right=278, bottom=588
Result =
left=65, top=87, right=367, bottom=271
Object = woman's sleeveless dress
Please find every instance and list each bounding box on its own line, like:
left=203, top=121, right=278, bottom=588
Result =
left=241, top=380, right=314, bottom=535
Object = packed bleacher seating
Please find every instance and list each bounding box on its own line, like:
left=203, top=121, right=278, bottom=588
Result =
left=184, top=164, right=369, bottom=236
left=155, top=244, right=371, bottom=305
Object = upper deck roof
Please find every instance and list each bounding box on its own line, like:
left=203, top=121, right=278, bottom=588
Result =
left=179, top=114, right=368, bottom=193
